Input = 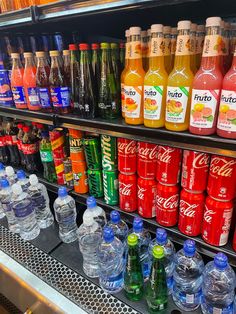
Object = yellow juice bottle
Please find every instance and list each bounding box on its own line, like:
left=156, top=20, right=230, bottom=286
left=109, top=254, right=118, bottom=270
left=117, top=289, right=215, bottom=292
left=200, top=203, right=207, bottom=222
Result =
left=141, top=30, right=149, bottom=72
left=165, top=20, right=194, bottom=131
left=144, top=24, right=168, bottom=128
left=163, top=26, right=172, bottom=74
left=121, top=29, right=130, bottom=118
left=195, top=24, right=205, bottom=70
left=170, top=27, right=177, bottom=71
left=124, top=27, right=145, bottom=125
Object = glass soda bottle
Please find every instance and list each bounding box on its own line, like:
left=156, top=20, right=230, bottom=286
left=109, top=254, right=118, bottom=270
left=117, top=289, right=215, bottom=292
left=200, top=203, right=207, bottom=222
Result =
left=163, top=26, right=172, bottom=74
left=69, top=44, right=80, bottom=112
left=165, top=20, right=194, bottom=131
left=63, top=50, right=71, bottom=87
left=21, top=125, right=39, bottom=173
left=144, top=24, right=168, bottom=128
left=121, top=30, right=130, bottom=118
left=111, top=43, right=121, bottom=95
left=11, top=53, right=27, bottom=109
left=119, top=42, right=125, bottom=71
left=40, top=130, right=57, bottom=183
left=190, top=17, right=223, bottom=135
left=36, top=51, right=52, bottom=113
left=91, top=43, right=101, bottom=96
left=124, top=27, right=145, bottom=125
left=49, top=50, right=71, bottom=114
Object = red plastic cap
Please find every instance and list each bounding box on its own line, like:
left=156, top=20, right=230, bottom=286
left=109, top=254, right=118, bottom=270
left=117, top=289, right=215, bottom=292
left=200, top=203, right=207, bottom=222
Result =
left=23, top=126, right=30, bottom=132
left=91, top=43, right=100, bottom=50
left=31, top=122, right=37, bottom=126
left=36, top=123, right=43, bottom=129
left=79, top=43, right=89, bottom=50
left=69, top=44, right=78, bottom=51
left=17, top=123, right=24, bottom=129
left=120, top=42, right=125, bottom=48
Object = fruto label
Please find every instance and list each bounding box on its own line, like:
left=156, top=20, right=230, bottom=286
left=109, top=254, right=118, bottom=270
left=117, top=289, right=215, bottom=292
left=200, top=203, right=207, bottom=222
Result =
left=166, top=86, right=190, bottom=123
left=129, top=41, right=142, bottom=59
left=12, top=86, right=26, bottom=104
left=150, top=38, right=165, bottom=57
left=144, top=85, right=163, bottom=120
left=40, top=150, right=53, bottom=162
left=50, top=87, right=70, bottom=107
left=124, top=85, right=142, bottom=118
left=38, top=88, right=51, bottom=108
left=164, top=37, right=171, bottom=56
left=202, top=35, right=222, bottom=57
left=217, top=90, right=236, bottom=132
left=0, top=70, right=14, bottom=106
left=190, top=89, right=220, bottom=128
left=175, top=35, right=190, bottom=56
left=28, top=87, right=40, bottom=106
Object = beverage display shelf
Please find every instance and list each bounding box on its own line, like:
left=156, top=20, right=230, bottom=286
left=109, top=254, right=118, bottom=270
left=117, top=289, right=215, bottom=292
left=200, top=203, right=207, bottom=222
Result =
left=0, top=7, right=32, bottom=29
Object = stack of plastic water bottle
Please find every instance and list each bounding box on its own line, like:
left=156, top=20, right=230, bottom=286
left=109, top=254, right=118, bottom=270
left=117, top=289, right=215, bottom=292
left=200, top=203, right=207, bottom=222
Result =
left=0, top=163, right=54, bottom=241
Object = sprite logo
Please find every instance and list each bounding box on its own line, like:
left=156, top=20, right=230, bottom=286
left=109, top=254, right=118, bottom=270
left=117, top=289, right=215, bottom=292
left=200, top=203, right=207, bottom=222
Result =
left=101, top=135, right=116, bottom=170
left=103, top=171, right=110, bottom=202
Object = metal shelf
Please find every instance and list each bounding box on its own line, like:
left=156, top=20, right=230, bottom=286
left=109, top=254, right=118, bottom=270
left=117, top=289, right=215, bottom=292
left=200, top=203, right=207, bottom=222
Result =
left=0, top=7, right=33, bottom=29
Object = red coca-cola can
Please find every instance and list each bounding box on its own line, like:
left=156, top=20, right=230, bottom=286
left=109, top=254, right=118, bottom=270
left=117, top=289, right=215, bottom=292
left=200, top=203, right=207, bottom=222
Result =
left=137, top=142, right=158, bottom=179
left=207, top=155, right=236, bottom=201
left=137, top=177, right=157, bottom=218
left=156, top=145, right=182, bottom=185
left=202, top=196, right=233, bottom=246
left=156, top=182, right=179, bottom=227
left=233, top=227, right=236, bottom=252
left=181, top=150, right=210, bottom=192
left=119, top=173, right=137, bottom=212
left=178, top=189, right=205, bottom=236
left=118, top=138, right=137, bottom=174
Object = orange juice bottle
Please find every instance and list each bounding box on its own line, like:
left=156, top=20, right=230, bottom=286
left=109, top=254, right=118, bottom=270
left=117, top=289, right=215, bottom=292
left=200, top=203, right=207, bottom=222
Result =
left=170, top=27, right=177, bottom=70
left=121, top=29, right=130, bottom=118
left=195, top=24, right=205, bottom=70
left=1, top=0, right=15, bottom=12
left=124, top=27, right=145, bottom=125
left=141, top=30, right=148, bottom=72
left=165, top=20, right=194, bottom=131
left=190, top=23, right=197, bottom=74
left=144, top=24, right=168, bottom=128
left=163, top=26, right=172, bottom=74
left=14, top=0, right=28, bottom=9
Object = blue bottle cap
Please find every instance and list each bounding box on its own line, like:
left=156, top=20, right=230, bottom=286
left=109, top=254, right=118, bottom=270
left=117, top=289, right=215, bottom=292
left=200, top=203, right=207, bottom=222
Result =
left=17, top=170, right=26, bottom=180
left=110, top=210, right=120, bottom=223
left=58, top=187, right=67, bottom=197
left=183, top=239, right=196, bottom=257
left=0, top=178, right=9, bottom=189
left=0, top=163, right=5, bottom=171
left=86, top=196, right=97, bottom=208
left=156, top=228, right=167, bottom=245
left=214, top=253, right=228, bottom=269
left=133, top=217, right=143, bottom=232
left=103, top=227, right=114, bottom=243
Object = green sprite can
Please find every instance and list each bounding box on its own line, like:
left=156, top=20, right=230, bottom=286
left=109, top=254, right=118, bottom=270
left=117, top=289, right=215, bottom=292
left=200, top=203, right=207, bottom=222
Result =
left=83, top=137, right=102, bottom=170
left=87, top=169, right=104, bottom=198
left=103, top=170, right=119, bottom=205
left=101, top=135, right=118, bottom=171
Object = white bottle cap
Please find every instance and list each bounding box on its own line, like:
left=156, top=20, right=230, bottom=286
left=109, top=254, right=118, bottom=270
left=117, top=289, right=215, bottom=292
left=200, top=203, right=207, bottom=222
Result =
left=125, top=29, right=130, bottom=38
left=191, top=23, right=197, bottom=31
left=6, top=166, right=15, bottom=177
left=129, top=27, right=141, bottom=36
left=12, top=183, right=23, bottom=196
left=83, top=212, right=94, bottom=226
left=141, top=30, right=147, bottom=37
left=206, top=17, right=222, bottom=27
left=151, top=24, right=163, bottom=33
left=163, top=26, right=171, bottom=34
left=29, top=174, right=38, bottom=186
left=197, top=24, right=205, bottom=32
left=171, top=27, right=178, bottom=35
left=177, top=20, right=191, bottom=30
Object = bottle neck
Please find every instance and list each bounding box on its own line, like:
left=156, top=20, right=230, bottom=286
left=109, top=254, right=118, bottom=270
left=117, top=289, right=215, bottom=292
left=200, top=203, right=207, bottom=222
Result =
left=51, top=56, right=60, bottom=68
left=173, top=28, right=191, bottom=70
left=80, top=50, right=90, bottom=65
left=149, top=32, right=165, bottom=71
left=25, top=57, right=35, bottom=68
left=128, top=34, right=143, bottom=69
left=37, top=57, right=47, bottom=68
left=63, top=55, right=70, bottom=66
left=12, top=58, right=23, bottom=69
left=70, top=50, right=79, bottom=63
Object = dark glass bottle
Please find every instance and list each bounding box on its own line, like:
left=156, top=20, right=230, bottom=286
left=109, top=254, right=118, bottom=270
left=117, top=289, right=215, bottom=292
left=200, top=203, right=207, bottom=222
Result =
left=63, top=50, right=71, bottom=87
left=111, top=42, right=121, bottom=83
left=120, top=42, right=125, bottom=70
left=69, top=44, right=80, bottom=112
left=91, top=43, right=101, bottom=94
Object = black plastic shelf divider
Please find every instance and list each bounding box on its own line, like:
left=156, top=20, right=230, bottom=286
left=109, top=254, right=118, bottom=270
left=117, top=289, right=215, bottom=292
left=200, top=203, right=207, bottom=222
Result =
left=0, top=7, right=32, bottom=29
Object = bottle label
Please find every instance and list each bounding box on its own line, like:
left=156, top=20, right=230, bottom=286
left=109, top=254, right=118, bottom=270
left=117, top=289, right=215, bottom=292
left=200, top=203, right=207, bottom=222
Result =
left=0, top=70, right=14, bottom=106
left=202, top=35, right=221, bottom=57
left=144, top=85, right=163, bottom=120
left=124, top=85, right=142, bottom=118
left=12, top=86, right=26, bottom=104
left=50, top=87, right=70, bottom=107
left=177, top=289, right=202, bottom=305
left=28, top=87, right=40, bottom=106
left=217, top=90, right=236, bottom=132
left=0, top=136, right=6, bottom=147
left=150, top=38, right=165, bottom=57
left=38, top=88, right=51, bottom=108
left=166, top=86, right=190, bottom=123
left=195, top=35, right=205, bottom=54
left=164, top=37, right=171, bottom=56
left=129, top=41, right=142, bottom=59
left=171, top=38, right=177, bottom=55
left=14, top=202, right=34, bottom=218
left=21, top=143, right=38, bottom=155
left=5, top=135, right=17, bottom=146
left=190, top=89, right=220, bottom=128
left=175, top=35, right=191, bottom=56
left=40, top=150, right=53, bottom=162
left=121, top=83, right=126, bottom=113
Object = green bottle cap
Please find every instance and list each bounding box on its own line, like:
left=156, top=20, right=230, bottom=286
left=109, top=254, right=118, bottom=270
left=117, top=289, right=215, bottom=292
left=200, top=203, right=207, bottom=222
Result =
left=100, top=42, right=110, bottom=49
left=127, top=234, right=138, bottom=246
left=153, top=245, right=164, bottom=259
left=111, top=43, right=118, bottom=49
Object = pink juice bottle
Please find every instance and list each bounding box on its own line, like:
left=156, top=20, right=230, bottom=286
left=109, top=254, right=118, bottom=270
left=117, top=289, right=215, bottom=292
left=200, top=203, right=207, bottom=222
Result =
left=189, top=17, right=223, bottom=135
left=217, top=46, right=236, bottom=138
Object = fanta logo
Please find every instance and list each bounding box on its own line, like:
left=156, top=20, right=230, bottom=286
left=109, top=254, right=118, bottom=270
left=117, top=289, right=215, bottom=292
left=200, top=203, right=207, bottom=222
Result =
left=221, top=94, right=236, bottom=103
left=156, top=194, right=179, bottom=209
left=203, top=207, right=215, bottom=223
left=69, top=138, right=82, bottom=147
left=192, top=153, right=210, bottom=169
left=137, top=185, right=146, bottom=200
left=194, top=94, right=212, bottom=102
left=210, top=157, right=236, bottom=178
left=124, top=89, right=136, bottom=96
left=119, top=182, right=133, bottom=196
left=144, top=90, right=157, bottom=97
left=118, top=140, right=136, bottom=155
left=138, top=144, right=158, bottom=160
left=179, top=200, right=198, bottom=217
left=168, top=90, right=182, bottom=98
left=157, top=146, right=175, bottom=163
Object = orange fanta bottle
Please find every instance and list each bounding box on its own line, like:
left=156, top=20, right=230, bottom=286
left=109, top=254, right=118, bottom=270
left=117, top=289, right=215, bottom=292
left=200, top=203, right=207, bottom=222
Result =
left=124, top=27, right=145, bottom=125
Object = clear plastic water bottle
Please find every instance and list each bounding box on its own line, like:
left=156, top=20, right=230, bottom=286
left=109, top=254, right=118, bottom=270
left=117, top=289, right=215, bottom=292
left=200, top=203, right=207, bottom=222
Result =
left=0, top=179, right=20, bottom=233
left=106, top=210, right=129, bottom=244
left=5, top=166, right=17, bottom=185
left=0, top=163, right=6, bottom=179
left=12, top=183, right=40, bottom=241
left=16, top=170, right=30, bottom=192
left=149, top=228, right=175, bottom=294
left=173, top=239, right=204, bottom=311
left=97, top=227, right=124, bottom=293
left=201, top=253, right=236, bottom=314
left=85, top=196, right=107, bottom=228
left=28, top=174, right=54, bottom=229
left=77, top=212, right=102, bottom=278
left=53, top=187, right=78, bottom=243
left=129, top=217, right=151, bottom=281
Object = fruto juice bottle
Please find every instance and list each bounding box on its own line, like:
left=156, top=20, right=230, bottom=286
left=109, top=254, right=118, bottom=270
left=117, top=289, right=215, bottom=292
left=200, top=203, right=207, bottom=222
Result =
left=124, top=27, right=145, bottom=125
left=163, top=26, right=172, bottom=74
left=190, top=23, right=197, bottom=74
left=165, top=21, right=194, bottom=131
left=121, top=29, right=130, bottom=118
left=170, top=27, right=177, bottom=70
left=195, top=24, right=205, bottom=70
left=190, top=17, right=223, bottom=135
left=144, top=24, right=168, bottom=128
left=23, top=52, right=41, bottom=111
left=217, top=46, right=236, bottom=138
left=141, top=30, right=148, bottom=72
left=11, top=53, right=27, bottom=109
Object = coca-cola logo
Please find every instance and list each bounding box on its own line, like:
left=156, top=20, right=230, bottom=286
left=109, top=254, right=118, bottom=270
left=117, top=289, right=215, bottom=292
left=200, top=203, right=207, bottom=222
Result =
left=137, top=185, right=146, bottom=200
left=156, top=194, right=179, bottom=209
left=192, top=152, right=210, bottom=169
left=119, top=182, right=133, bottom=196
left=210, top=157, right=236, bottom=178
left=203, top=206, right=215, bottom=224
left=138, top=144, right=158, bottom=160
left=157, top=146, right=175, bottom=164
left=179, top=200, right=197, bottom=217
left=118, top=140, right=136, bottom=155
